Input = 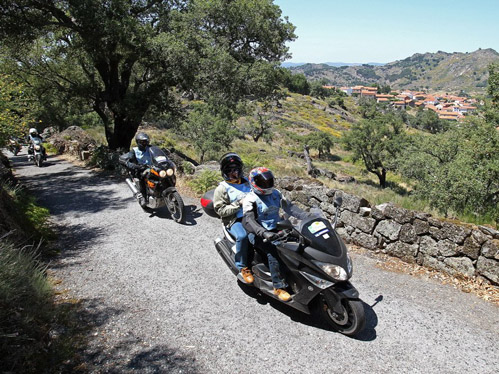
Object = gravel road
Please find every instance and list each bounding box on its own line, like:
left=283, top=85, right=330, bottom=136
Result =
left=11, top=151, right=499, bottom=374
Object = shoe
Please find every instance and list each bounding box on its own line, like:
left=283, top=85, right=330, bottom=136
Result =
left=240, top=267, right=254, bottom=284
left=273, top=288, right=291, bottom=302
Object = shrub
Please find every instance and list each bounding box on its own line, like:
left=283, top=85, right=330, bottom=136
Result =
left=187, top=170, right=220, bottom=194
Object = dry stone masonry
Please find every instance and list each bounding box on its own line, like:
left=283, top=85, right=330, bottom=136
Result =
left=277, top=177, right=499, bottom=286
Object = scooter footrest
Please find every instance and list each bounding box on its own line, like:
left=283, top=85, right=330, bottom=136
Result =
left=252, top=263, right=272, bottom=281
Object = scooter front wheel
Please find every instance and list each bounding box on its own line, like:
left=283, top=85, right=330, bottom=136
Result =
left=164, top=191, right=185, bottom=223
left=319, top=297, right=365, bottom=337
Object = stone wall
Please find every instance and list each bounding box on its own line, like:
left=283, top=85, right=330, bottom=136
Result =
left=277, top=177, right=499, bottom=286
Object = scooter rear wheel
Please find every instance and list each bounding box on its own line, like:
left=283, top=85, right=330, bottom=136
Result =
left=319, top=297, right=365, bottom=337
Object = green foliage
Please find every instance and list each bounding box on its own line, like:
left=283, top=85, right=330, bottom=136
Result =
left=280, top=70, right=310, bottom=95
left=187, top=170, right=221, bottom=194
left=305, top=131, right=335, bottom=159
left=412, top=107, right=449, bottom=133
left=180, top=103, right=237, bottom=163
left=88, top=145, right=122, bottom=171
left=342, top=113, right=407, bottom=188
left=0, top=0, right=296, bottom=150
left=398, top=118, right=499, bottom=223
left=0, top=74, right=32, bottom=146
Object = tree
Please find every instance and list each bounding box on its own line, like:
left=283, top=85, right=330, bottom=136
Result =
left=342, top=113, right=406, bottom=188
left=180, top=103, right=236, bottom=163
left=0, top=0, right=295, bottom=150
left=240, top=100, right=276, bottom=143
left=281, top=70, right=310, bottom=95
left=0, top=74, right=33, bottom=146
left=399, top=119, right=499, bottom=223
left=413, top=107, right=449, bottom=133
left=306, top=131, right=335, bottom=159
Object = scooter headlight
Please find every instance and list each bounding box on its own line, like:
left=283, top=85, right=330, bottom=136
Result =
left=159, top=170, right=167, bottom=178
left=312, top=260, right=349, bottom=281
left=34, top=145, right=41, bottom=151
left=166, top=168, right=174, bottom=176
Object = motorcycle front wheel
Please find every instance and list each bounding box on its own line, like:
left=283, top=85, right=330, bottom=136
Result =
left=35, top=154, right=43, bottom=167
left=164, top=191, right=185, bottom=223
left=319, top=296, right=365, bottom=337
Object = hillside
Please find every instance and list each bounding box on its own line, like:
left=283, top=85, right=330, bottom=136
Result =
left=290, top=48, right=499, bottom=94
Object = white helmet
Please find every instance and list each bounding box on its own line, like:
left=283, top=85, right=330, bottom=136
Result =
left=29, top=128, right=38, bottom=136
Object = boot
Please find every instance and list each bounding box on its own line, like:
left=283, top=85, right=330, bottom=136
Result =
left=273, top=288, right=291, bottom=302
left=240, top=267, right=254, bottom=284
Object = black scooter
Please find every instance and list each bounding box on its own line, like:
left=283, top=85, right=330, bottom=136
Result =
left=201, top=191, right=366, bottom=337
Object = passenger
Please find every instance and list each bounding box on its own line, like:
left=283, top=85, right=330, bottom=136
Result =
left=242, top=167, right=291, bottom=301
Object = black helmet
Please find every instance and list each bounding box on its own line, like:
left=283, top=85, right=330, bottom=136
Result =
left=135, top=132, right=150, bottom=151
left=220, top=152, right=243, bottom=181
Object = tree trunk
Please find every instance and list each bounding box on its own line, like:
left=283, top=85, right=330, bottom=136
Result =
left=377, top=168, right=387, bottom=188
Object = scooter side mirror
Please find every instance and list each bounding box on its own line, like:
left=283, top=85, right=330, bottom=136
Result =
left=276, top=219, right=293, bottom=230
left=333, top=196, right=343, bottom=208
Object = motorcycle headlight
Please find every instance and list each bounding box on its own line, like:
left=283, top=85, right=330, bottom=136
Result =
left=312, top=260, right=349, bottom=281
left=34, top=145, right=41, bottom=150
left=159, top=170, right=167, bottom=178
left=166, top=168, right=174, bottom=176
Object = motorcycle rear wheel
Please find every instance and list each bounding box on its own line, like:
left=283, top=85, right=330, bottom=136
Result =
left=319, top=297, right=365, bottom=337
left=165, top=191, right=185, bottom=223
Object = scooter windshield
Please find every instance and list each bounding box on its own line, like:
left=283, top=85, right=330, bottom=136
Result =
left=284, top=204, right=344, bottom=257
left=149, top=146, right=174, bottom=168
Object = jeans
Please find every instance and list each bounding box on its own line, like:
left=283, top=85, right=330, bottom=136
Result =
left=248, top=233, right=287, bottom=289
left=229, top=221, right=250, bottom=270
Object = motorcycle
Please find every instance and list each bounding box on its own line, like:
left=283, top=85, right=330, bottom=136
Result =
left=120, top=146, right=185, bottom=223
left=201, top=190, right=366, bottom=337
left=28, top=138, right=46, bottom=167
left=8, top=138, right=21, bottom=155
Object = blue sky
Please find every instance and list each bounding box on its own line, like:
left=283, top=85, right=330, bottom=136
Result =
left=273, top=0, right=499, bottom=63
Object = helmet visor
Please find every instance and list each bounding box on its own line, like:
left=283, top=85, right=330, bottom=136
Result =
left=254, top=171, right=274, bottom=189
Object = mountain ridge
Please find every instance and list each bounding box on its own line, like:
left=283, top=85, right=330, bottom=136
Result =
left=288, top=48, right=499, bottom=93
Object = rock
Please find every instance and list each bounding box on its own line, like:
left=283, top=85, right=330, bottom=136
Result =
left=351, top=230, right=378, bottom=250
left=413, top=218, right=430, bottom=235
left=459, top=235, right=482, bottom=260
left=481, top=239, right=499, bottom=260
left=478, top=225, right=499, bottom=239
left=49, top=126, right=97, bottom=155
left=385, top=242, right=419, bottom=263
left=340, top=210, right=376, bottom=234
left=436, top=239, right=458, bottom=257
left=400, top=224, right=417, bottom=244
left=476, top=256, right=499, bottom=284
left=374, top=220, right=402, bottom=241
left=340, top=192, right=369, bottom=213
left=441, top=222, right=470, bottom=245
left=419, top=236, right=438, bottom=256
left=444, top=257, right=475, bottom=278
left=373, top=202, right=413, bottom=224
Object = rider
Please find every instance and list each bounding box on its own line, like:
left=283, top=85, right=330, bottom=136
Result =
left=27, top=128, right=46, bottom=160
left=242, top=167, right=291, bottom=302
left=213, top=152, right=254, bottom=284
left=122, top=132, right=153, bottom=208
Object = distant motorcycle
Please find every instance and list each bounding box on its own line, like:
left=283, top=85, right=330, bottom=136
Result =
left=8, top=138, right=21, bottom=155
left=201, top=191, right=366, bottom=337
left=28, top=138, right=47, bottom=167
left=120, top=146, right=185, bottom=223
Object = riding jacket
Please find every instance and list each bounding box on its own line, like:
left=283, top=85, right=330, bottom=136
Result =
left=213, top=178, right=251, bottom=227
left=242, top=189, right=287, bottom=236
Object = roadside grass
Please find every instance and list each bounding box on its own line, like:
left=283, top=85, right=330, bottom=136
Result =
left=0, top=180, right=85, bottom=372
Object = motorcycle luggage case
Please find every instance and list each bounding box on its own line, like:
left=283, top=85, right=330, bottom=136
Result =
left=201, top=189, right=220, bottom=218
